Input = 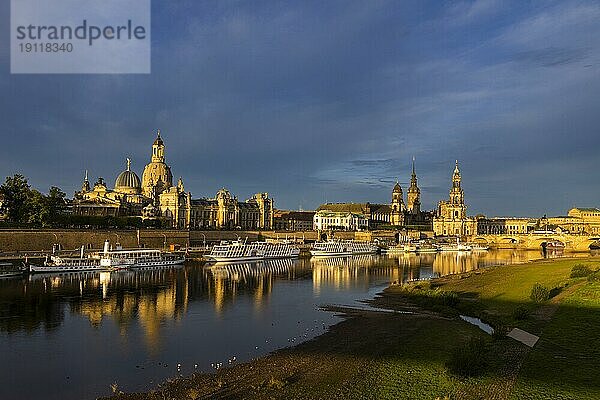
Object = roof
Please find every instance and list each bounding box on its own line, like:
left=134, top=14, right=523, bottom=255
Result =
left=570, top=207, right=600, bottom=212
left=277, top=211, right=315, bottom=221
left=115, top=170, right=141, bottom=189
left=370, top=204, right=391, bottom=213
left=315, top=210, right=365, bottom=218
left=317, top=202, right=391, bottom=215
left=317, top=203, right=368, bottom=214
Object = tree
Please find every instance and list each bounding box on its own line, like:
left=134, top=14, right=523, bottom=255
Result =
left=0, top=174, right=31, bottom=223
left=46, top=186, right=67, bottom=223
left=0, top=175, right=68, bottom=226
left=25, top=189, right=48, bottom=225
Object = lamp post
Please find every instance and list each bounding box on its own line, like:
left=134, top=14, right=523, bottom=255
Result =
left=162, top=234, right=167, bottom=250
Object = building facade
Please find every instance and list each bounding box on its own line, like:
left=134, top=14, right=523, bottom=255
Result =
left=314, top=158, right=432, bottom=231
left=545, top=208, right=600, bottom=234
left=477, top=217, right=535, bottom=235
left=433, top=161, right=477, bottom=237
left=313, top=210, right=369, bottom=231
left=316, top=203, right=392, bottom=229
left=72, top=130, right=274, bottom=229
left=273, top=210, right=315, bottom=231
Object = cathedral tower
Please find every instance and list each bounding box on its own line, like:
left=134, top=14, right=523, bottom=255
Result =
left=449, top=160, right=465, bottom=207
left=407, top=157, right=421, bottom=214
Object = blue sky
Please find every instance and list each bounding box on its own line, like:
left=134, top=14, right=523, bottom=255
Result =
left=1, top=0, right=599, bottom=216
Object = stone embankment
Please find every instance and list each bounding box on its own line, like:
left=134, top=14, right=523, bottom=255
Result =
left=0, top=229, right=320, bottom=253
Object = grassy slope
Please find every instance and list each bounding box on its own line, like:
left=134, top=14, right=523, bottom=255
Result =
left=510, top=280, right=600, bottom=400
left=437, top=257, right=600, bottom=399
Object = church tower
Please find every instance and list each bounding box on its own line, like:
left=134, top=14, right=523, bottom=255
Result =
left=450, top=160, right=465, bottom=208
left=406, top=157, right=421, bottom=214
left=391, top=181, right=405, bottom=226
left=151, top=130, right=165, bottom=163
left=438, top=160, right=467, bottom=221
left=142, top=130, right=173, bottom=199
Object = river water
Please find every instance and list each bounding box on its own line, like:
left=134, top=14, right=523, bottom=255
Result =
left=0, top=250, right=584, bottom=399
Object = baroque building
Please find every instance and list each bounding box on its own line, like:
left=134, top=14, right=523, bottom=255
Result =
left=71, top=130, right=274, bottom=230
left=315, top=158, right=432, bottom=231
left=390, top=158, right=432, bottom=229
left=433, top=161, right=477, bottom=237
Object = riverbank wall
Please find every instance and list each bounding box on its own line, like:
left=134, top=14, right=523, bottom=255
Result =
left=0, top=229, right=320, bottom=253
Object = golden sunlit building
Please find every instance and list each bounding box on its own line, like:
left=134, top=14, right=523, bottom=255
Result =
left=433, top=161, right=477, bottom=237
left=72, top=130, right=274, bottom=229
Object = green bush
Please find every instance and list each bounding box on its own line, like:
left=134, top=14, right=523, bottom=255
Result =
left=570, top=264, right=593, bottom=278
left=530, top=283, right=550, bottom=303
left=446, top=337, right=488, bottom=377
left=435, top=290, right=459, bottom=307
left=513, top=306, right=530, bottom=320
left=587, top=271, right=600, bottom=282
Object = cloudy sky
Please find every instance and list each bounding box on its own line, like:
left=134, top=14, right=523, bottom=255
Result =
left=1, top=0, right=599, bottom=216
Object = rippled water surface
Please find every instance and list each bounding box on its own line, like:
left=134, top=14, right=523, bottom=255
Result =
left=0, top=250, right=581, bottom=399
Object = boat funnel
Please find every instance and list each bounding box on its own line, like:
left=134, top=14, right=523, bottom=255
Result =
left=103, top=240, right=110, bottom=254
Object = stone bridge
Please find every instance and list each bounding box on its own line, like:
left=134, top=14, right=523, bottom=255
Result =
left=473, top=233, right=600, bottom=252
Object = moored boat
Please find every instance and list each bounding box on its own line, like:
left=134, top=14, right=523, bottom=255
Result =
left=310, top=240, right=378, bottom=257
left=205, top=239, right=300, bottom=262
left=469, top=243, right=489, bottom=251
left=29, top=246, right=104, bottom=273
left=438, top=238, right=472, bottom=252
left=99, top=240, right=185, bottom=269
left=0, top=262, right=24, bottom=278
left=543, top=240, right=565, bottom=251
left=415, top=243, right=439, bottom=253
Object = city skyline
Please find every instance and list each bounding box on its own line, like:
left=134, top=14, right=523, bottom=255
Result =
left=2, top=1, right=600, bottom=215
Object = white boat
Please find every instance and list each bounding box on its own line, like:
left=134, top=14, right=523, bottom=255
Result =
left=310, top=240, right=378, bottom=257
left=205, top=239, right=300, bottom=262
left=0, top=262, right=23, bottom=278
left=29, top=246, right=105, bottom=273
left=438, top=238, right=472, bottom=252
left=383, top=245, right=404, bottom=254
left=99, top=240, right=185, bottom=269
left=415, top=243, right=439, bottom=253
left=404, top=244, right=418, bottom=252
left=469, top=244, right=489, bottom=251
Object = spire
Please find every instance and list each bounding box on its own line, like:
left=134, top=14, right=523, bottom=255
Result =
left=410, top=157, right=417, bottom=185
left=126, top=158, right=131, bottom=171
left=454, top=160, right=460, bottom=174
left=157, top=129, right=161, bottom=138
left=81, top=170, right=91, bottom=193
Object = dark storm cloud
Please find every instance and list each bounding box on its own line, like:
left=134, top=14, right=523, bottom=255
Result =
left=1, top=0, right=599, bottom=216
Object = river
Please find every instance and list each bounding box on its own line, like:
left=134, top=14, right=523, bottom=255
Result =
left=0, top=250, right=586, bottom=399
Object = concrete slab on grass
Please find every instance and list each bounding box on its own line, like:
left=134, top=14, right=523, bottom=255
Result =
left=508, top=328, right=539, bottom=348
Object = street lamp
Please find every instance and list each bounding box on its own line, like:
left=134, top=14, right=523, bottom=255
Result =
left=162, top=234, right=167, bottom=250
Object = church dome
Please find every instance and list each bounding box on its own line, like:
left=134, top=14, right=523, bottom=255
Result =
left=115, top=159, right=141, bottom=193
left=393, top=181, right=403, bottom=193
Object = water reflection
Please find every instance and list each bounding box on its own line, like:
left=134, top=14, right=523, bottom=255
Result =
left=204, top=259, right=311, bottom=314
left=0, top=250, right=587, bottom=400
